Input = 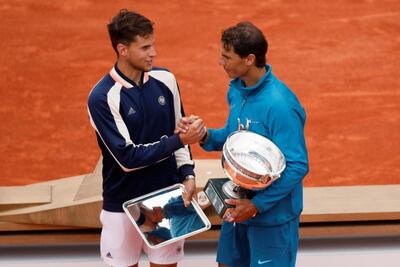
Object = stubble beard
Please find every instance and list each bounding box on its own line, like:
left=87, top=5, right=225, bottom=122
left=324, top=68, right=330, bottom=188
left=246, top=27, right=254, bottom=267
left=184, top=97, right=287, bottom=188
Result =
left=128, top=59, right=153, bottom=73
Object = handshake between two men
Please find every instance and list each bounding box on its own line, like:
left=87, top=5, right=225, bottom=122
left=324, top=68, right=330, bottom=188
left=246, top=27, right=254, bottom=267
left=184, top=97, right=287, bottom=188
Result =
left=175, top=115, right=208, bottom=145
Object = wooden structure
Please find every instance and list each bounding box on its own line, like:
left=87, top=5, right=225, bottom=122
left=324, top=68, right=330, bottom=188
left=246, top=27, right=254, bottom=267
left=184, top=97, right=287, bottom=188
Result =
left=1, top=158, right=400, bottom=245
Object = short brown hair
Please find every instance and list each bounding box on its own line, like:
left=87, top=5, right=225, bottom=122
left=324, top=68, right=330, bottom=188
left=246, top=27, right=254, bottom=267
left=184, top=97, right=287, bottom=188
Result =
left=221, top=22, right=268, bottom=68
left=107, top=9, right=154, bottom=55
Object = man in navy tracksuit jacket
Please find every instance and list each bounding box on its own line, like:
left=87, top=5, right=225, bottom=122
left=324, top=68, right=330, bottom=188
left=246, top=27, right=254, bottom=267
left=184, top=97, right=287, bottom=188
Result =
left=178, top=22, right=309, bottom=267
left=87, top=10, right=205, bottom=267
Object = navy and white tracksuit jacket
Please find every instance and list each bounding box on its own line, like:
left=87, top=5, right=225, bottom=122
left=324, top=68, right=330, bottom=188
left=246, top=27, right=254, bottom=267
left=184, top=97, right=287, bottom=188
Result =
left=88, top=65, right=194, bottom=212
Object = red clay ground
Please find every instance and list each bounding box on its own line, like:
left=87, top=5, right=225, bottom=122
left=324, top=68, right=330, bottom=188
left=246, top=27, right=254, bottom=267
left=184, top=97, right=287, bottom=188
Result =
left=0, top=0, right=399, bottom=187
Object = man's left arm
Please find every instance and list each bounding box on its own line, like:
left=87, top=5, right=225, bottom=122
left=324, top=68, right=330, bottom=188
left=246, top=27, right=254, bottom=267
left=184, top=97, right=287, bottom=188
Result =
left=251, top=103, right=309, bottom=214
left=224, top=103, right=309, bottom=223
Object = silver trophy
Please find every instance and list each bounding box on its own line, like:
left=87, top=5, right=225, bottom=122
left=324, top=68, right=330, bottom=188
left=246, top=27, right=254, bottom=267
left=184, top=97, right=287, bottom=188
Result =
left=204, top=130, right=286, bottom=217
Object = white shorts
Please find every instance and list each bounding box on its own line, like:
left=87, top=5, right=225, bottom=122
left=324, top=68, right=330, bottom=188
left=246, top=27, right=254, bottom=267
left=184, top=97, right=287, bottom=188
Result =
left=100, top=210, right=184, bottom=267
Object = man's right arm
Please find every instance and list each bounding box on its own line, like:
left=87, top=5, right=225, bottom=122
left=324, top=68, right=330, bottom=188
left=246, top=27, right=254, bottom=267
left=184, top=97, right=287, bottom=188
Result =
left=88, top=89, right=187, bottom=172
left=200, top=126, right=231, bottom=152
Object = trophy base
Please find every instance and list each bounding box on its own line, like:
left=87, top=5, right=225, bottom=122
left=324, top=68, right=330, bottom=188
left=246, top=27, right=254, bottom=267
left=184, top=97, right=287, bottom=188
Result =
left=204, top=178, right=254, bottom=218
left=204, top=178, right=232, bottom=218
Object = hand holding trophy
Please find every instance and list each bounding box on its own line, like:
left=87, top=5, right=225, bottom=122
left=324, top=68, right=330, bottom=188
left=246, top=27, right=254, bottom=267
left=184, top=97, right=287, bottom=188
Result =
left=205, top=130, right=286, bottom=218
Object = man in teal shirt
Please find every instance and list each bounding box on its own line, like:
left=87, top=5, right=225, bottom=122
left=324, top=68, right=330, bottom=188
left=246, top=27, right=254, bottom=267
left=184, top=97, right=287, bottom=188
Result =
left=178, top=21, right=309, bottom=267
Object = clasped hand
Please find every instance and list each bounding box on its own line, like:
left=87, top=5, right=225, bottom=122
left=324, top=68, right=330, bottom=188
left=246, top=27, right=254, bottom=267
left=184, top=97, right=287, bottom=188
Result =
left=175, top=115, right=207, bottom=145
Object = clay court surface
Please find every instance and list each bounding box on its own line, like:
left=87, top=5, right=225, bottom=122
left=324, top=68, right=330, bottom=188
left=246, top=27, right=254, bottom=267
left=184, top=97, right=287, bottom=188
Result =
left=0, top=0, right=399, bottom=187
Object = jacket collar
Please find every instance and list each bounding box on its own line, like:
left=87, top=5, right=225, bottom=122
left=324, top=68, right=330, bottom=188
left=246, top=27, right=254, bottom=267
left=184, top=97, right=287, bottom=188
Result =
left=109, top=64, right=150, bottom=89
left=230, top=64, right=273, bottom=92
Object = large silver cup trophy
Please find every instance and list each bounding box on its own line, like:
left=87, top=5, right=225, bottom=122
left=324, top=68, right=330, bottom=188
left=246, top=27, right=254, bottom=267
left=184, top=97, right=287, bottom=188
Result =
left=204, top=130, right=286, bottom=218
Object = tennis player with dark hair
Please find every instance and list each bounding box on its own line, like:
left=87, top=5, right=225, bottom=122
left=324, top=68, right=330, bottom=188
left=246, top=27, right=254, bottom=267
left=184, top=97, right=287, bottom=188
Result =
left=88, top=9, right=205, bottom=267
left=177, top=21, right=309, bottom=267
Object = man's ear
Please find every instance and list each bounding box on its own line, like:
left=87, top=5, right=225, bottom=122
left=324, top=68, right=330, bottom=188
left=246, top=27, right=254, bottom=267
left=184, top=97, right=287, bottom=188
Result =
left=116, top=43, right=127, bottom=57
left=245, top=54, right=256, bottom=66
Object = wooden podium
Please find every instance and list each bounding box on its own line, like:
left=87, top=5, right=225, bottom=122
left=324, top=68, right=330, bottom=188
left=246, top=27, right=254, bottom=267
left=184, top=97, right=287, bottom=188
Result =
left=1, top=158, right=400, bottom=245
